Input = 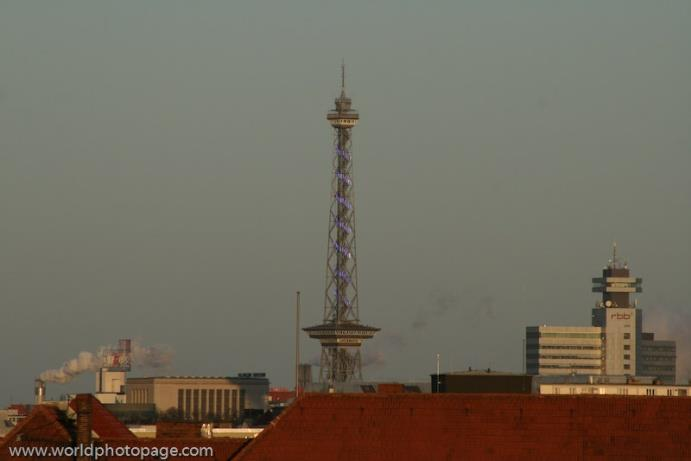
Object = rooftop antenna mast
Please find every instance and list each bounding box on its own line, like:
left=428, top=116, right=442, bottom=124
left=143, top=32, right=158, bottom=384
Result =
left=612, top=241, right=618, bottom=269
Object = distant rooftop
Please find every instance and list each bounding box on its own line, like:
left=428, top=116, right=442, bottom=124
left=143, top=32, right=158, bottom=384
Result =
left=127, top=373, right=268, bottom=382
left=440, top=369, right=525, bottom=376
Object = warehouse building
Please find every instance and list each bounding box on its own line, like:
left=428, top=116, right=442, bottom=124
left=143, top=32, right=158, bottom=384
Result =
left=126, top=374, right=269, bottom=423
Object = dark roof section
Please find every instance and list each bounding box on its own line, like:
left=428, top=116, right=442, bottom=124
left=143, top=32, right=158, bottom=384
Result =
left=233, top=393, right=691, bottom=461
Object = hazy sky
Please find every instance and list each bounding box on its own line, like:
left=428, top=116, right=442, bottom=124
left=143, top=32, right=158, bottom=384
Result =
left=1, top=1, right=690, bottom=405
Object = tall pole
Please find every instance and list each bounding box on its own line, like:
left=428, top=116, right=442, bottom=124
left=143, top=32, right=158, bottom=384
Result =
left=436, top=353, right=441, bottom=393
left=295, top=291, right=301, bottom=398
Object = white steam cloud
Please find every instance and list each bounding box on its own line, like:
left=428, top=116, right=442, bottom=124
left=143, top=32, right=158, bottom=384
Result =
left=39, top=341, right=173, bottom=384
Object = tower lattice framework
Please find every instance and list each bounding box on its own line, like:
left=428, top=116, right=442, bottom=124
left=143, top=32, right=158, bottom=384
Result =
left=304, top=65, right=379, bottom=386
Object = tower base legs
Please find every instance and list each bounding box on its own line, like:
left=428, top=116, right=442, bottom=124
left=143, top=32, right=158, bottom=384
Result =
left=319, top=347, right=362, bottom=385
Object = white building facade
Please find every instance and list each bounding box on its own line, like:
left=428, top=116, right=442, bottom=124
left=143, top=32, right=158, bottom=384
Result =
left=526, top=326, right=604, bottom=376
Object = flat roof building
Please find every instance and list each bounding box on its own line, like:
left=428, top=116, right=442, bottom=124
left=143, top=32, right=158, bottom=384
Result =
left=126, top=374, right=269, bottom=423
left=526, top=326, right=604, bottom=376
left=431, top=370, right=532, bottom=393
left=538, top=382, right=689, bottom=397
left=638, top=332, right=677, bottom=384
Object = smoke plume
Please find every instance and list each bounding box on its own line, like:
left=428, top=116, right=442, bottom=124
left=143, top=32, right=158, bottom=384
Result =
left=361, top=350, right=386, bottom=368
left=131, top=343, right=174, bottom=369
left=39, top=341, right=173, bottom=384
left=412, top=291, right=459, bottom=329
left=39, top=351, right=101, bottom=384
left=411, top=288, right=496, bottom=330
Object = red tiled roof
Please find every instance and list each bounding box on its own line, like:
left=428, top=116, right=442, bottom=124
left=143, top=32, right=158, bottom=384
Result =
left=268, top=388, right=295, bottom=404
left=68, top=395, right=135, bottom=439
left=0, top=405, right=71, bottom=446
left=0, top=399, right=249, bottom=461
left=0, top=405, right=73, bottom=460
left=376, top=383, right=405, bottom=394
left=233, top=393, right=691, bottom=461
left=98, top=438, right=249, bottom=461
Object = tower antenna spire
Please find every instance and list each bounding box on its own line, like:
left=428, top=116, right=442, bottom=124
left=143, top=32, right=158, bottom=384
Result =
left=340, top=60, right=346, bottom=96
left=612, top=241, right=618, bottom=268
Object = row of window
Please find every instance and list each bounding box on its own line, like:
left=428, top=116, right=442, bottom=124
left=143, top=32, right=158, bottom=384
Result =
left=551, top=387, right=688, bottom=397
left=177, top=388, right=246, bottom=421
left=527, top=354, right=602, bottom=361
left=641, top=346, right=676, bottom=352
left=527, top=332, right=602, bottom=339
left=129, top=388, right=150, bottom=404
left=641, top=356, right=676, bottom=362
left=539, top=364, right=603, bottom=369
left=536, top=345, right=603, bottom=351
left=640, top=366, right=676, bottom=372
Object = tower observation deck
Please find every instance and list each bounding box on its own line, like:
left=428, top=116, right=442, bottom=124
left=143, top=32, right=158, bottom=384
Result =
left=304, top=65, right=379, bottom=385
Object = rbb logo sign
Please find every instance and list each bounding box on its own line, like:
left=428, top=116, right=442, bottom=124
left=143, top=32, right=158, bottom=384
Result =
left=610, top=313, right=631, bottom=320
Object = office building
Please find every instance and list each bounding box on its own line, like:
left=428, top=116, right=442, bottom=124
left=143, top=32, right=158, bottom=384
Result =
left=525, top=326, right=604, bottom=376
left=526, top=245, right=676, bottom=382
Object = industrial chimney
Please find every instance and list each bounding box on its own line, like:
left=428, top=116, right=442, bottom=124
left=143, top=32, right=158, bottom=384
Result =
left=34, top=379, right=46, bottom=405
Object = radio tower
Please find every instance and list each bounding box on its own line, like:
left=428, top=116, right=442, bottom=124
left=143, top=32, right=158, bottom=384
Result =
left=304, top=64, right=379, bottom=386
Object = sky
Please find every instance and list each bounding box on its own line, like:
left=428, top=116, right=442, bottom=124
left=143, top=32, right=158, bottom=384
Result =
left=0, top=1, right=690, bottom=405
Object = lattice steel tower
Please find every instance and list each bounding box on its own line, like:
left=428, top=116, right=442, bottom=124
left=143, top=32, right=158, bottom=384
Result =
left=304, top=65, right=379, bottom=385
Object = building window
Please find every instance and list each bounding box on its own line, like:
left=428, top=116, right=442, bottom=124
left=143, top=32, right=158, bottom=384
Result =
left=624, top=354, right=630, bottom=360
left=208, top=390, right=215, bottom=419
left=624, top=345, right=630, bottom=350
left=677, top=390, right=687, bottom=397
left=624, top=364, right=630, bottom=370
left=231, top=389, right=237, bottom=420
left=185, top=389, right=192, bottom=420
left=193, top=389, right=200, bottom=421
left=201, top=390, right=207, bottom=419
left=216, top=390, right=222, bottom=418
left=623, top=333, right=631, bottom=339
left=667, top=389, right=673, bottom=396
left=239, top=389, right=246, bottom=416
left=178, top=389, right=184, bottom=418
left=224, top=390, right=231, bottom=420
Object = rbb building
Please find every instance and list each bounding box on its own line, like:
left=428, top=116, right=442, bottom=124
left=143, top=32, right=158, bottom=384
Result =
left=527, top=246, right=676, bottom=383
